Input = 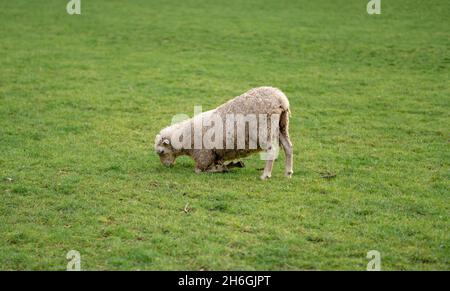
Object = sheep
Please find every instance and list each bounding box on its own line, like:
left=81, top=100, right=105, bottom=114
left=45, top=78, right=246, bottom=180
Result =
left=154, top=86, right=293, bottom=180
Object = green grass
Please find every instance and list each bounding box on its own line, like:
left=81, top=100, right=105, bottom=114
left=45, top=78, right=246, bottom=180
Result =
left=0, top=0, right=449, bottom=270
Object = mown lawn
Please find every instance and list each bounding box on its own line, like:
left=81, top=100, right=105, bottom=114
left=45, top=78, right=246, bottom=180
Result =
left=0, top=0, right=448, bottom=270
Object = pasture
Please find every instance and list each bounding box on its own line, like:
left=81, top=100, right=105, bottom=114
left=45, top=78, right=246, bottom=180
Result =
left=0, top=0, right=448, bottom=270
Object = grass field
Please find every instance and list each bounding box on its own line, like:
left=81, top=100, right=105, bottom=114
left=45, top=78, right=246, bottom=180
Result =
left=0, top=0, right=448, bottom=270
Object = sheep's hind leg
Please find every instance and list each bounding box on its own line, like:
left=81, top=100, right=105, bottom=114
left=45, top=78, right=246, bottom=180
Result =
left=260, top=159, right=274, bottom=180
left=280, top=133, right=293, bottom=178
left=260, top=143, right=277, bottom=180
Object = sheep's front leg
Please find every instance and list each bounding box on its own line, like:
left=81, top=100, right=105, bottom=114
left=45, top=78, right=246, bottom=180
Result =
left=195, top=164, right=229, bottom=173
left=206, top=164, right=229, bottom=173
left=193, top=150, right=216, bottom=173
left=224, top=161, right=245, bottom=169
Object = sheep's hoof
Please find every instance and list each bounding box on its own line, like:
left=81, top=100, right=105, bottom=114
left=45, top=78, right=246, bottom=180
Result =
left=260, top=174, right=271, bottom=180
left=285, top=171, right=293, bottom=178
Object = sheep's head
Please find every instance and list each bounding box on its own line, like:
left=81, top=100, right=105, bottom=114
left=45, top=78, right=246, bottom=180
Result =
left=154, top=134, right=176, bottom=167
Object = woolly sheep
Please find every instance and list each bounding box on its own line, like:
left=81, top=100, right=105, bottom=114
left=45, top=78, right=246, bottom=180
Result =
left=154, top=87, right=293, bottom=180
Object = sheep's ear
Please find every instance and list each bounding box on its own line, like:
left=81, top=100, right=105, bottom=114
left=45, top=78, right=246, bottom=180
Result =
left=163, top=138, right=170, bottom=145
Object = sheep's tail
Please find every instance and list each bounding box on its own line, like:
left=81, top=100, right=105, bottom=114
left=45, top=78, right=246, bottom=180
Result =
left=279, top=108, right=290, bottom=139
